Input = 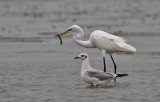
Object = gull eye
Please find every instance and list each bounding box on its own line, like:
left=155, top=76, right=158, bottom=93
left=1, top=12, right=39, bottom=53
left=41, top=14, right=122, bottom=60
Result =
left=81, top=55, right=84, bottom=57
left=81, top=55, right=87, bottom=58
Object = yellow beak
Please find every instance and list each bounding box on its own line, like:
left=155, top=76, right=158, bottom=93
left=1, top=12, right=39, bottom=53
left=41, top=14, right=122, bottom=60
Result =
left=55, top=28, right=72, bottom=45
left=56, top=28, right=72, bottom=36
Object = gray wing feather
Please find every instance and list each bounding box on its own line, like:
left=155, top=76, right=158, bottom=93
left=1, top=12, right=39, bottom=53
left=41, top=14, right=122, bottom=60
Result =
left=86, top=71, right=114, bottom=81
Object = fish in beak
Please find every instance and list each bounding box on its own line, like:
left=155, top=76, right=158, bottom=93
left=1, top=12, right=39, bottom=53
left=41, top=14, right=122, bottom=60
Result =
left=55, top=28, right=72, bottom=45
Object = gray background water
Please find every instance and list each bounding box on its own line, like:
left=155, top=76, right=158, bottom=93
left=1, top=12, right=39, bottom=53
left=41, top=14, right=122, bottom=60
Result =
left=0, top=0, right=160, bottom=102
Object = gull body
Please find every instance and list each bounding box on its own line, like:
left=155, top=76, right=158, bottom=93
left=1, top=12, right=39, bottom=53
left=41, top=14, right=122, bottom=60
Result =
left=57, top=25, right=136, bottom=74
left=74, top=53, right=118, bottom=87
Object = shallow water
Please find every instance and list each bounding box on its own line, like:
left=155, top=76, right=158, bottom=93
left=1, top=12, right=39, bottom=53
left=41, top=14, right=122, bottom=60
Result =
left=0, top=0, right=160, bottom=102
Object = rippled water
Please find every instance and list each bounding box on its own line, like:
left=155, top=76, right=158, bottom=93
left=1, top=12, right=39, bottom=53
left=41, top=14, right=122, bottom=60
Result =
left=0, top=0, right=160, bottom=102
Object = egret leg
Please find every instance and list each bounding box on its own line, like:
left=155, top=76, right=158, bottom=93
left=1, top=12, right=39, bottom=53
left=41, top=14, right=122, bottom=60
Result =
left=103, top=57, right=106, bottom=72
left=102, top=50, right=106, bottom=72
left=109, top=54, right=117, bottom=74
left=109, top=54, right=117, bottom=83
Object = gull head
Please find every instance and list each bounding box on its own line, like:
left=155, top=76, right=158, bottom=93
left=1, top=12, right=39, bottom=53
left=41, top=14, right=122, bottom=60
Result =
left=74, top=53, right=88, bottom=60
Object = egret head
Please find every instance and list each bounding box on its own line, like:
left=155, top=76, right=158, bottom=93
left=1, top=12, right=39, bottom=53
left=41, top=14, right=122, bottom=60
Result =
left=69, top=25, right=82, bottom=32
left=56, top=25, right=84, bottom=45
left=57, top=27, right=72, bottom=36
left=57, top=25, right=82, bottom=36
left=74, top=53, right=88, bottom=60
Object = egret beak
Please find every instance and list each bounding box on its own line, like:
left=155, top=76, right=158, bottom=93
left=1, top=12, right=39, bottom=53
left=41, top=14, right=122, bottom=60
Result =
left=74, top=57, right=80, bottom=59
left=57, top=28, right=72, bottom=36
left=55, top=28, right=72, bottom=45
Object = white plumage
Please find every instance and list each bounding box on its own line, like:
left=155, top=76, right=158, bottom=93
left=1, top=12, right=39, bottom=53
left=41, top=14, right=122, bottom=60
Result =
left=74, top=53, right=117, bottom=87
left=89, top=30, right=136, bottom=53
left=57, top=25, right=136, bottom=74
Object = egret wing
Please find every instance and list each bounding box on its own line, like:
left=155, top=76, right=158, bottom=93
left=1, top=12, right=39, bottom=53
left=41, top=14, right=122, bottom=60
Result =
left=90, top=30, right=129, bottom=52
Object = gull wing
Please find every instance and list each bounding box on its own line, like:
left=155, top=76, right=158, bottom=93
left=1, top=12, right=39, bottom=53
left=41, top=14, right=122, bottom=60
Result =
left=86, top=71, right=114, bottom=81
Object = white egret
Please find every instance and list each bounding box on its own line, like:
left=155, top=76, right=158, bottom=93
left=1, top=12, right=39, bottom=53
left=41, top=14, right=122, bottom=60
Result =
left=56, top=25, right=136, bottom=74
left=74, top=53, right=127, bottom=87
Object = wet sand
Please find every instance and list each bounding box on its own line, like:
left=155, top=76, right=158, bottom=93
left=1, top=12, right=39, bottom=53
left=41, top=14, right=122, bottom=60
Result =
left=0, top=0, right=160, bottom=102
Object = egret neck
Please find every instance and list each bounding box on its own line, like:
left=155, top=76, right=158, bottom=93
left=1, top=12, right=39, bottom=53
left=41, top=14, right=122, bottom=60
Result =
left=72, top=27, right=95, bottom=48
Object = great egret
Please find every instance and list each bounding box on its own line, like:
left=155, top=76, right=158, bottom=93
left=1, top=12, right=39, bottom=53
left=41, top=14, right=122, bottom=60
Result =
left=74, top=53, right=127, bottom=87
left=56, top=25, right=136, bottom=74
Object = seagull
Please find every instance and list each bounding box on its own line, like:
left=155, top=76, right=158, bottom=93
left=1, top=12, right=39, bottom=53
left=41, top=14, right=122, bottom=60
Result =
left=74, top=53, right=127, bottom=87
left=56, top=25, right=136, bottom=74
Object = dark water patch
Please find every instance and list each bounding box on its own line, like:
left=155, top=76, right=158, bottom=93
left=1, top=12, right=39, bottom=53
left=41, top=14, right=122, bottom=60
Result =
left=48, top=18, right=66, bottom=23
left=0, top=7, right=45, bottom=18
left=80, top=23, right=124, bottom=29
left=15, top=50, right=57, bottom=54
left=113, top=31, right=160, bottom=37
left=0, top=37, right=52, bottom=43
left=149, top=51, right=160, bottom=55
left=108, top=14, right=137, bottom=20
left=137, top=51, right=160, bottom=56
left=131, top=69, right=153, bottom=73
left=135, top=51, right=160, bottom=59
left=68, top=10, right=88, bottom=15
left=37, top=32, right=58, bottom=36
left=21, top=11, right=44, bottom=18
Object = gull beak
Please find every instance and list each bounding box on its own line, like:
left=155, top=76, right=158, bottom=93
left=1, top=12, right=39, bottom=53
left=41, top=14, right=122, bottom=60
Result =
left=74, top=57, right=80, bottom=59
left=56, top=28, right=72, bottom=36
